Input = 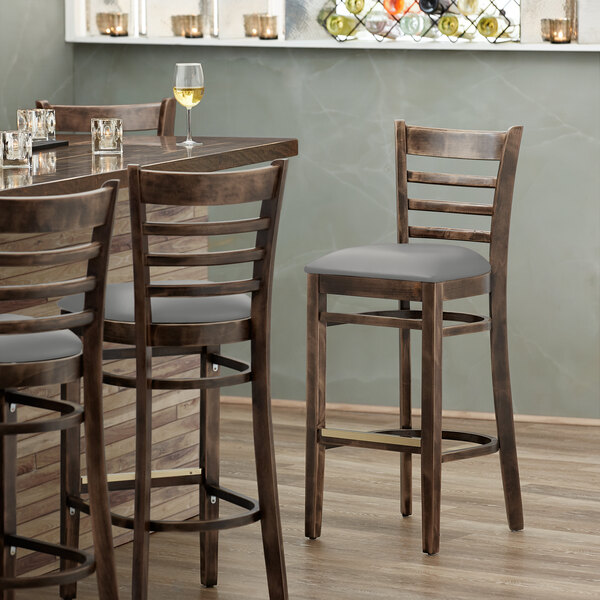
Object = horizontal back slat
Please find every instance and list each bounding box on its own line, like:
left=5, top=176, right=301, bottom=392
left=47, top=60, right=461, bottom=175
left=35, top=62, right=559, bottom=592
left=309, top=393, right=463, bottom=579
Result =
left=0, top=189, right=114, bottom=233
left=143, top=217, right=271, bottom=237
left=148, top=279, right=260, bottom=298
left=0, top=242, right=101, bottom=267
left=407, top=170, right=497, bottom=189
left=0, top=311, right=93, bottom=335
left=409, top=226, right=491, bottom=243
left=139, top=165, right=279, bottom=206
left=42, top=102, right=163, bottom=132
left=407, top=127, right=506, bottom=160
left=408, top=198, right=494, bottom=216
left=146, top=248, right=265, bottom=268
left=0, top=276, right=97, bottom=301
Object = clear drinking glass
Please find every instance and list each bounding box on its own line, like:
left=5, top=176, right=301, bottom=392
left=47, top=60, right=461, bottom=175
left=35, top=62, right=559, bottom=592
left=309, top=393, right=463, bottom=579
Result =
left=173, top=63, right=205, bottom=147
left=45, top=109, right=56, bottom=140
left=1, top=130, right=32, bottom=169
left=91, top=118, right=123, bottom=154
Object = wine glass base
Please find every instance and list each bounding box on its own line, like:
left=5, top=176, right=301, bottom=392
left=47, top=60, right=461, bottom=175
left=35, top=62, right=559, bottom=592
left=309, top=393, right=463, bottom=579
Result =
left=177, top=139, right=203, bottom=147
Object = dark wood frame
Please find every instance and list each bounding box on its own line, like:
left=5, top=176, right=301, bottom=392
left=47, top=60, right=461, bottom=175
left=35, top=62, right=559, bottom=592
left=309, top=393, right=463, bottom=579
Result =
left=305, top=121, right=524, bottom=555
left=65, top=161, right=290, bottom=600
left=36, top=99, right=176, bottom=135
left=0, top=184, right=119, bottom=599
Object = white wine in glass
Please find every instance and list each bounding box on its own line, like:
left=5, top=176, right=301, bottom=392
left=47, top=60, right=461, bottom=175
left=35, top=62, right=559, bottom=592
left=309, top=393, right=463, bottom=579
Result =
left=173, top=62, right=204, bottom=147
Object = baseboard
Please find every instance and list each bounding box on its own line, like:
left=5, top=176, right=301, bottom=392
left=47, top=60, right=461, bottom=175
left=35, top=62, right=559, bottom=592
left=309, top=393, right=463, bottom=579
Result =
left=221, top=396, right=600, bottom=427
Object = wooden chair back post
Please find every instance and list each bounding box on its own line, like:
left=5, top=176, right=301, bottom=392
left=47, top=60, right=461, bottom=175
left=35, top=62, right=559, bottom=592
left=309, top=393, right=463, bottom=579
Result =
left=36, top=98, right=176, bottom=135
left=395, top=120, right=523, bottom=278
left=127, top=160, right=288, bottom=339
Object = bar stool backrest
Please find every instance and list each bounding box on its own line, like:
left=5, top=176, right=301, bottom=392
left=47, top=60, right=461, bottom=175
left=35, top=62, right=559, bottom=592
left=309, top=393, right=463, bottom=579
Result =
left=128, top=160, right=288, bottom=330
left=396, top=121, right=523, bottom=279
left=36, top=99, right=176, bottom=135
left=0, top=184, right=118, bottom=377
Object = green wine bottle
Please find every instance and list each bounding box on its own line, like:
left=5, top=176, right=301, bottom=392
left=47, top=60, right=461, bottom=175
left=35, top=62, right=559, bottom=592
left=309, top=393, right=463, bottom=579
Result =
left=346, top=0, right=365, bottom=15
left=419, top=0, right=451, bottom=14
left=476, top=15, right=509, bottom=38
left=438, top=14, right=475, bottom=38
left=326, top=14, right=357, bottom=37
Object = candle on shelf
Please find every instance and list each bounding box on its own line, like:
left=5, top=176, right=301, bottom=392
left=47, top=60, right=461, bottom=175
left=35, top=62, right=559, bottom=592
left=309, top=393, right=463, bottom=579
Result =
left=109, top=13, right=129, bottom=36
left=259, top=15, right=278, bottom=40
left=184, top=15, right=203, bottom=38
left=244, top=14, right=261, bottom=37
left=549, top=18, right=572, bottom=43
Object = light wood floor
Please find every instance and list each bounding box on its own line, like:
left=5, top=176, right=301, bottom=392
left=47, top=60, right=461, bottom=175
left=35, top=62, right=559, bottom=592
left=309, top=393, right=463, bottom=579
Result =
left=23, top=403, right=600, bottom=600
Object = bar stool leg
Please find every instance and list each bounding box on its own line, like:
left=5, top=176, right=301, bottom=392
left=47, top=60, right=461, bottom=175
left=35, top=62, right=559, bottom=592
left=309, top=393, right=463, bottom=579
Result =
left=132, top=348, right=152, bottom=600
left=60, top=381, right=82, bottom=600
left=0, top=391, right=17, bottom=600
left=252, top=323, right=288, bottom=600
left=420, top=283, right=443, bottom=556
left=305, top=274, right=326, bottom=540
left=200, top=346, right=220, bottom=587
left=399, top=300, right=412, bottom=517
left=490, top=284, right=524, bottom=532
left=83, top=338, right=120, bottom=600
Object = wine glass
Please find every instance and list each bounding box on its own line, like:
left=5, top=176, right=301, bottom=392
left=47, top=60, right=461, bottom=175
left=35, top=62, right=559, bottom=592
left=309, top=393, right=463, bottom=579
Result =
left=173, top=62, right=205, bottom=147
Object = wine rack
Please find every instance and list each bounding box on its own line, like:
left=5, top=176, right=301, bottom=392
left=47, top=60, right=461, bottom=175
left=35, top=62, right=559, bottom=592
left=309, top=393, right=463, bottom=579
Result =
left=318, top=0, right=521, bottom=44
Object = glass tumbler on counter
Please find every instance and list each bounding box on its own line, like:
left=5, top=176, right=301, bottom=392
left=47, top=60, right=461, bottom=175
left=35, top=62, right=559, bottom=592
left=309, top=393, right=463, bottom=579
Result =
left=91, top=118, right=123, bottom=154
left=1, top=130, right=32, bottom=169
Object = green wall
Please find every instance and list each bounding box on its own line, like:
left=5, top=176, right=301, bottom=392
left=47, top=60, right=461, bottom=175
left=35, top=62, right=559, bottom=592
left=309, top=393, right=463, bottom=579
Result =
left=0, top=0, right=73, bottom=129
left=3, top=4, right=597, bottom=418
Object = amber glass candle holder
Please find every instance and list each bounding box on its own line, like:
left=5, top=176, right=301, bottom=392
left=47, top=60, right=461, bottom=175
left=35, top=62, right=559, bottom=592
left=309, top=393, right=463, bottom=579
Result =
left=244, top=14, right=261, bottom=37
left=540, top=18, right=552, bottom=41
left=109, top=13, right=128, bottom=37
left=171, top=15, right=187, bottom=37
left=258, top=15, right=278, bottom=40
left=549, top=18, right=572, bottom=43
left=184, top=15, right=203, bottom=38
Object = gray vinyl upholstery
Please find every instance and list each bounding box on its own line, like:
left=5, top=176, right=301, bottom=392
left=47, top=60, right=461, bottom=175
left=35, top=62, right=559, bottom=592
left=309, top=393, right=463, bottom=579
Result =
left=304, top=243, right=490, bottom=283
left=0, top=314, right=82, bottom=364
left=58, top=281, right=252, bottom=324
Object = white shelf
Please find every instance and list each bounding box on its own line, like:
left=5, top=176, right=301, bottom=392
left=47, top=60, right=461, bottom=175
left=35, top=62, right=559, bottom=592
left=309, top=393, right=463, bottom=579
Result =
left=66, top=34, right=600, bottom=52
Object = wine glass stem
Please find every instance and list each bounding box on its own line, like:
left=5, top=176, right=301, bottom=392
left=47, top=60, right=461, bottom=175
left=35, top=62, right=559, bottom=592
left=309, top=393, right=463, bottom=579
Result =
left=186, top=108, right=193, bottom=144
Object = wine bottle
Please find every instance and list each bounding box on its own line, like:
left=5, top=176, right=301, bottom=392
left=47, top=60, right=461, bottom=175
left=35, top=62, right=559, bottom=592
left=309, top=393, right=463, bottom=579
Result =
left=399, top=13, right=431, bottom=37
left=418, top=0, right=451, bottom=14
left=437, top=14, right=475, bottom=38
left=383, top=0, right=405, bottom=15
left=326, top=14, right=357, bottom=37
left=476, top=15, right=510, bottom=38
left=346, top=0, right=365, bottom=15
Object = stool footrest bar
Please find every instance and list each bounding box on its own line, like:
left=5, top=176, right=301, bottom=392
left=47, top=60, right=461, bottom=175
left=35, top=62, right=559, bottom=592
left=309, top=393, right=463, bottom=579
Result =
left=319, top=427, right=498, bottom=461
left=0, top=534, right=94, bottom=590
left=81, top=467, right=203, bottom=493
left=68, top=483, right=260, bottom=532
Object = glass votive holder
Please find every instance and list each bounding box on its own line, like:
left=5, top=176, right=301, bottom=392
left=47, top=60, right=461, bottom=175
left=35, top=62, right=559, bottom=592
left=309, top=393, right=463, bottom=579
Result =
left=549, top=18, right=572, bottom=43
left=91, top=118, right=123, bottom=154
left=96, top=12, right=114, bottom=35
left=244, top=14, right=261, bottom=37
left=258, top=15, right=278, bottom=40
left=109, top=13, right=128, bottom=36
left=45, top=109, right=56, bottom=140
left=540, top=18, right=552, bottom=41
left=17, top=108, right=48, bottom=141
left=1, top=130, right=32, bottom=169
left=171, top=15, right=187, bottom=36
left=184, top=15, right=203, bottom=38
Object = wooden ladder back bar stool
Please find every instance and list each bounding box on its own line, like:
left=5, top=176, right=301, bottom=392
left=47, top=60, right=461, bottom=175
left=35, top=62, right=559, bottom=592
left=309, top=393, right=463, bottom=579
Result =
left=305, top=121, right=524, bottom=556
left=59, top=160, right=290, bottom=600
left=35, top=98, right=176, bottom=135
left=0, top=184, right=119, bottom=599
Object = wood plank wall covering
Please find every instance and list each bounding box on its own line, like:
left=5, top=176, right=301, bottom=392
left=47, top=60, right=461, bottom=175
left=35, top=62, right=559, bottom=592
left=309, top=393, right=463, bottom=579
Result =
left=0, top=190, right=208, bottom=575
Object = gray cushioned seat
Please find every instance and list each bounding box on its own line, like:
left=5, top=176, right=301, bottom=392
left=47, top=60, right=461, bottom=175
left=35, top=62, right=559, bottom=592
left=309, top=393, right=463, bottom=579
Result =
left=305, top=243, right=490, bottom=283
left=58, top=281, right=252, bottom=324
left=0, top=314, right=82, bottom=364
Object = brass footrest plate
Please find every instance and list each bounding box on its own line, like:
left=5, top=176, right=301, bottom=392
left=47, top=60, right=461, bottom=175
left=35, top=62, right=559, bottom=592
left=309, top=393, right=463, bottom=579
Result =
left=81, top=467, right=203, bottom=493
